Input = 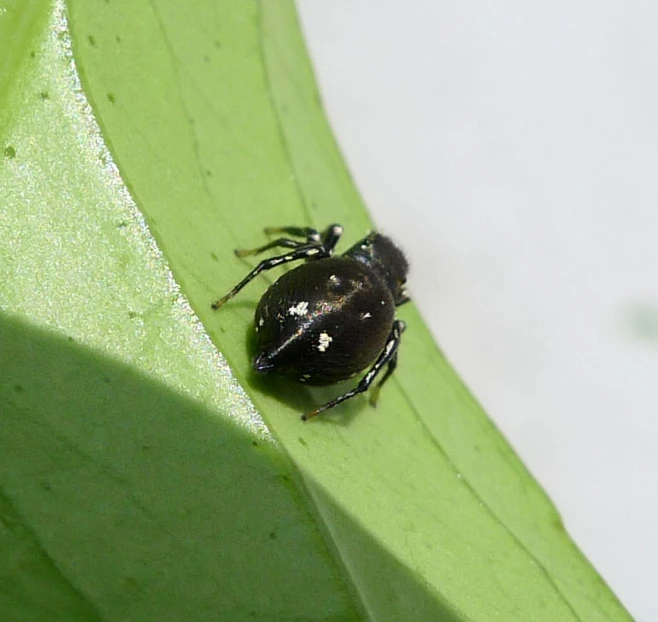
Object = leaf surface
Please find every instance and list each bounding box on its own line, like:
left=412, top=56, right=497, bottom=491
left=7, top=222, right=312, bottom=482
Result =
left=0, top=0, right=631, bottom=620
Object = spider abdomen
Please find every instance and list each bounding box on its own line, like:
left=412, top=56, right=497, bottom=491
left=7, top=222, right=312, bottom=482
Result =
left=254, top=257, right=395, bottom=385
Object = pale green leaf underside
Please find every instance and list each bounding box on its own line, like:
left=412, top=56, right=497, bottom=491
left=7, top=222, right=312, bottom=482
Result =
left=0, top=1, right=630, bottom=620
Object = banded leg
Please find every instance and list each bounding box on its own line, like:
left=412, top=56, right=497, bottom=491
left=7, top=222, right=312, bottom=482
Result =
left=319, top=224, right=343, bottom=252
left=211, top=244, right=328, bottom=309
left=264, top=226, right=322, bottom=244
left=264, top=224, right=343, bottom=252
left=302, top=319, right=405, bottom=421
left=234, top=238, right=306, bottom=258
left=211, top=224, right=343, bottom=310
left=369, top=321, right=406, bottom=405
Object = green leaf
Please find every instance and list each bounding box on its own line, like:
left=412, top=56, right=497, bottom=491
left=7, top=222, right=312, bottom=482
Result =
left=0, top=0, right=631, bottom=620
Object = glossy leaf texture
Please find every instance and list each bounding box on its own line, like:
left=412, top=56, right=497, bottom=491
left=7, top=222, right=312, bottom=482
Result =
left=0, top=1, right=631, bottom=620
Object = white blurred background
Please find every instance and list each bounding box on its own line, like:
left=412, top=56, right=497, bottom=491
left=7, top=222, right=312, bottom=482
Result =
left=297, top=2, right=658, bottom=619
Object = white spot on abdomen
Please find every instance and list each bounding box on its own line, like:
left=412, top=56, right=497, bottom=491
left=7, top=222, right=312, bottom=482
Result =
left=288, top=301, right=309, bottom=316
left=361, top=312, right=372, bottom=319
left=317, top=332, right=333, bottom=352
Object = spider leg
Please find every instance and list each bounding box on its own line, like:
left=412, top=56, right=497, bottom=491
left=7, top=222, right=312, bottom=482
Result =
left=264, top=226, right=322, bottom=244
left=320, top=224, right=343, bottom=252
left=211, top=224, right=343, bottom=308
left=211, top=244, right=328, bottom=309
left=234, top=238, right=306, bottom=258
left=263, top=224, right=343, bottom=252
